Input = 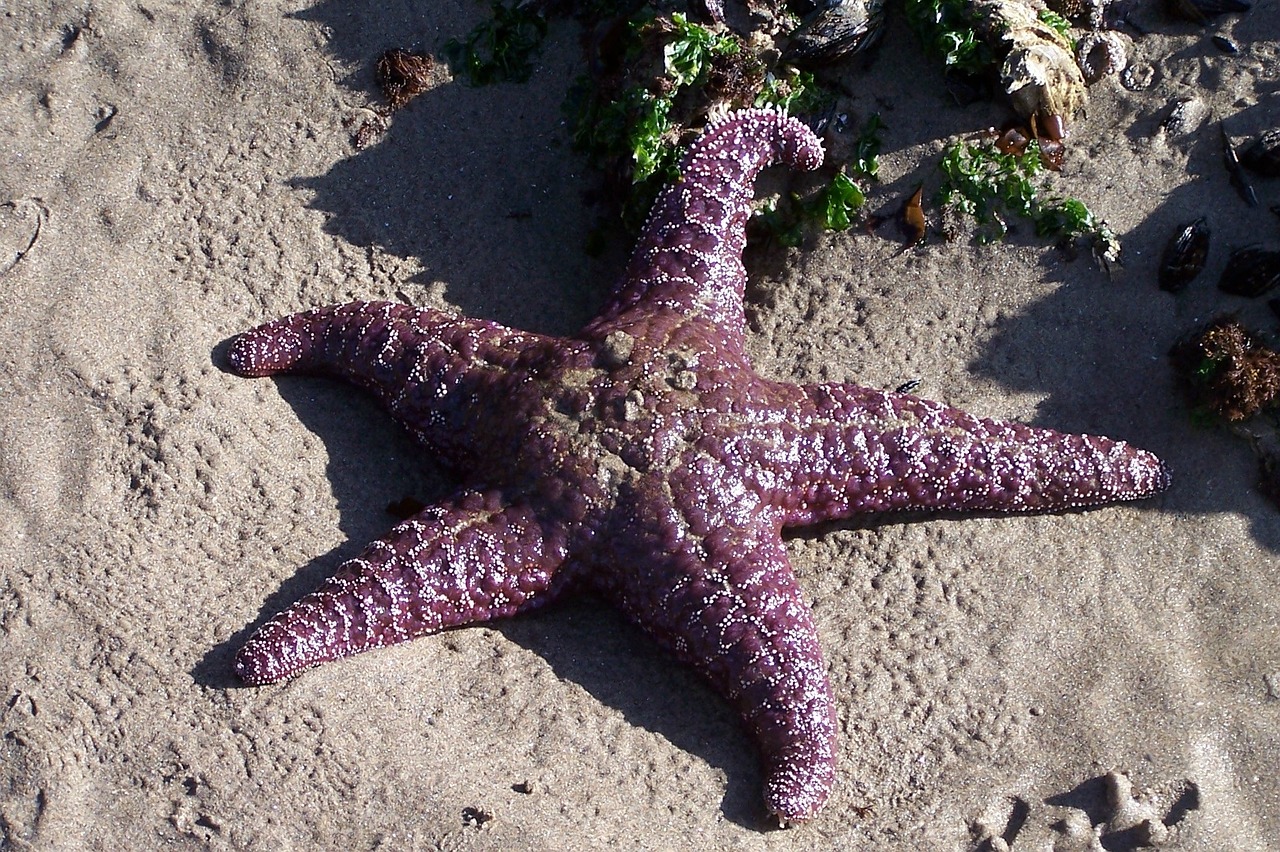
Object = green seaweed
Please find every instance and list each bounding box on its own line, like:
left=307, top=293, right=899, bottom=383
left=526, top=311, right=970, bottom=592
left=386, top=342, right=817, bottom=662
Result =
left=563, top=5, right=848, bottom=235
left=849, top=114, right=885, bottom=180
left=904, top=0, right=994, bottom=75
left=565, top=7, right=842, bottom=230
left=938, top=139, right=1117, bottom=259
left=444, top=1, right=549, bottom=86
left=938, top=140, right=1041, bottom=241
left=816, top=172, right=867, bottom=231
left=626, top=91, right=678, bottom=184
left=664, top=12, right=739, bottom=87
left=754, top=68, right=832, bottom=115
left=1037, top=9, right=1073, bottom=43
left=752, top=167, right=870, bottom=247
left=567, top=11, right=740, bottom=187
left=753, top=198, right=806, bottom=248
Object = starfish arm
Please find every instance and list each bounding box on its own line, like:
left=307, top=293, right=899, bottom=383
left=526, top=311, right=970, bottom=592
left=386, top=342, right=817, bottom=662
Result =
left=234, top=491, right=569, bottom=685
left=599, top=499, right=837, bottom=824
left=584, top=108, right=823, bottom=352
left=228, top=300, right=550, bottom=458
left=761, top=382, right=1171, bottom=525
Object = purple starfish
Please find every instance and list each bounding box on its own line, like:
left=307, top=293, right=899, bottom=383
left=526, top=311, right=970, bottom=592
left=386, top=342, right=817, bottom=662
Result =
left=227, top=108, right=1169, bottom=824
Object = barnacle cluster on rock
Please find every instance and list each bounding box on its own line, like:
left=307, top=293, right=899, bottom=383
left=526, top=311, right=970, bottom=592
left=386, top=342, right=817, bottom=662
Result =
left=1074, top=29, right=1131, bottom=85
left=969, top=0, right=1087, bottom=129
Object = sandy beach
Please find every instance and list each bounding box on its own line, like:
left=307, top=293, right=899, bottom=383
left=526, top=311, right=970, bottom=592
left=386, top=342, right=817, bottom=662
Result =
left=2, top=0, right=1279, bottom=848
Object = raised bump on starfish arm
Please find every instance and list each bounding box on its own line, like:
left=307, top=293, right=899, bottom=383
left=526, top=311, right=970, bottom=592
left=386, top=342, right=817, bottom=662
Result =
left=765, top=382, right=1171, bottom=525
left=597, top=487, right=837, bottom=824
left=234, top=491, right=570, bottom=685
left=584, top=108, right=824, bottom=351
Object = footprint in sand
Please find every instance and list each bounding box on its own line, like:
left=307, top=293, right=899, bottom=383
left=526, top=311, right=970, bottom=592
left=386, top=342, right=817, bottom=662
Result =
left=969, top=770, right=1201, bottom=851
left=0, top=198, right=47, bottom=278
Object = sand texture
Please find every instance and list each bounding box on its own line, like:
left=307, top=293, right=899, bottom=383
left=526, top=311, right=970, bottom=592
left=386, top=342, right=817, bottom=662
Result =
left=2, top=0, right=1279, bottom=848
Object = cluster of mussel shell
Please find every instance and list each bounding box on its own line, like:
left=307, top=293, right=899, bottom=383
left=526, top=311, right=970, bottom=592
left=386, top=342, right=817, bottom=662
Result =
left=777, top=0, right=888, bottom=65
left=1160, top=132, right=1280, bottom=297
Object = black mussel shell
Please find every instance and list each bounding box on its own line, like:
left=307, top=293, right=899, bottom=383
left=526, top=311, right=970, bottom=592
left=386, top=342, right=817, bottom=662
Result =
left=1242, top=130, right=1280, bottom=178
left=1220, top=246, right=1280, bottom=297
left=1166, top=0, right=1251, bottom=23
left=1206, top=0, right=1253, bottom=11
left=1160, top=218, right=1211, bottom=292
left=783, top=0, right=886, bottom=65
left=690, top=0, right=725, bottom=24
left=1212, top=34, right=1240, bottom=53
left=1046, top=0, right=1087, bottom=17
left=788, top=0, right=825, bottom=13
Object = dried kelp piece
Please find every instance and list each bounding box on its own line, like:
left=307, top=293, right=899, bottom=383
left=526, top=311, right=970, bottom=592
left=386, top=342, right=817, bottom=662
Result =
left=991, top=122, right=1063, bottom=169
left=1159, top=218, right=1210, bottom=293
left=1219, top=246, right=1280, bottom=297
left=900, top=184, right=926, bottom=245
left=1171, top=318, right=1280, bottom=421
left=968, top=0, right=1088, bottom=131
left=377, top=49, right=449, bottom=110
left=1242, top=130, right=1280, bottom=178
